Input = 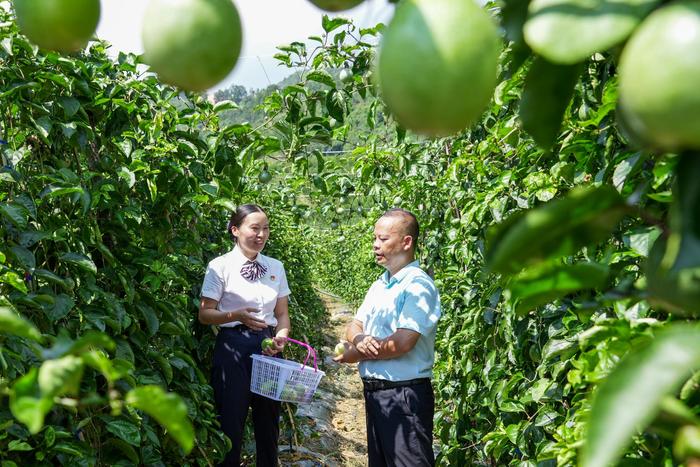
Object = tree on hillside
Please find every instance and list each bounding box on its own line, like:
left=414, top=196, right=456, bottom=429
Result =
left=213, top=84, right=249, bottom=104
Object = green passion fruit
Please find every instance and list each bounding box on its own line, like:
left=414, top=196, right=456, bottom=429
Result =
left=333, top=342, right=346, bottom=357
left=618, top=1, right=700, bottom=151
left=13, top=0, right=100, bottom=52
left=142, top=0, right=242, bottom=92
left=258, top=169, right=272, bottom=184
left=308, top=0, right=364, bottom=11
left=339, top=68, right=353, bottom=83
left=261, top=338, right=274, bottom=351
left=377, top=0, right=500, bottom=137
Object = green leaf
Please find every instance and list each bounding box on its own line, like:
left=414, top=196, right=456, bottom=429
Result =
left=541, top=338, right=577, bottom=361
left=33, top=269, right=70, bottom=290
left=9, top=368, right=53, bottom=434
left=0, top=203, right=29, bottom=229
left=19, top=230, right=50, bottom=248
left=214, top=198, right=237, bottom=212
left=38, top=355, right=84, bottom=398
left=647, top=153, right=700, bottom=316
left=7, top=440, right=32, bottom=451
left=612, top=152, right=644, bottom=192
left=623, top=226, right=661, bottom=257
left=137, top=304, right=159, bottom=336
left=322, top=15, right=350, bottom=33
left=524, top=0, right=660, bottom=64
left=38, top=185, right=83, bottom=199
left=582, top=324, right=700, bottom=467
left=0, top=271, right=28, bottom=293
left=118, top=167, right=136, bottom=188
left=35, top=116, right=52, bottom=141
left=43, top=294, right=75, bottom=321
left=486, top=186, right=627, bottom=274
left=60, top=252, right=97, bottom=274
left=82, top=350, right=131, bottom=383
left=306, top=70, right=336, bottom=88
left=0, top=306, right=42, bottom=342
left=104, top=438, right=140, bottom=464
left=213, top=100, right=238, bottom=112
left=126, top=386, right=194, bottom=454
left=104, top=419, right=142, bottom=447
left=520, top=57, right=582, bottom=149
left=70, top=331, right=116, bottom=354
left=508, top=262, right=609, bottom=315
left=10, top=245, right=35, bottom=269
left=325, top=89, right=346, bottom=123
left=58, top=97, right=80, bottom=118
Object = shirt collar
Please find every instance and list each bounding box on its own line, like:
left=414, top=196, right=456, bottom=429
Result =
left=231, top=244, right=264, bottom=266
left=381, top=260, right=419, bottom=286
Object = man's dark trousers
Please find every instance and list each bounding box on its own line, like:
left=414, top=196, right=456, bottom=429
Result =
left=363, top=378, right=435, bottom=467
left=211, top=327, right=280, bottom=467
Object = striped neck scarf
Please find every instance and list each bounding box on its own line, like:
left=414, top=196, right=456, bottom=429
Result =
left=240, top=259, right=267, bottom=281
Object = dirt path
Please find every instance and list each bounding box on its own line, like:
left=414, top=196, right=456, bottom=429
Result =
left=278, top=291, right=367, bottom=466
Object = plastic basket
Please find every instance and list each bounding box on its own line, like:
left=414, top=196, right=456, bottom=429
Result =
left=250, top=337, right=325, bottom=403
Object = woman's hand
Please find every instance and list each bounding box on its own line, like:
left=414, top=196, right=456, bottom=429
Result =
left=263, top=336, right=286, bottom=356
left=235, top=307, right=267, bottom=330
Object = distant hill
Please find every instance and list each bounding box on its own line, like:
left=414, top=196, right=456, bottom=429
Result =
left=212, top=69, right=398, bottom=151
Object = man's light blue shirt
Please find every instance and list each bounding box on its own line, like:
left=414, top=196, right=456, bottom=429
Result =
left=355, top=260, right=441, bottom=382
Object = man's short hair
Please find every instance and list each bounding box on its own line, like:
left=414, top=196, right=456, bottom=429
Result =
left=381, top=208, right=419, bottom=248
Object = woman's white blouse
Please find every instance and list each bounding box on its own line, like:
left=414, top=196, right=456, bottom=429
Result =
left=200, top=246, right=291, bottom=327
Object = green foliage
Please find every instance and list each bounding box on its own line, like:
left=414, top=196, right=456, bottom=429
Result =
left=256, top=10, right=700, bottom=467
left=4, top=1, right=700, bottom=466
left=0, top=10, right=326, bottom=465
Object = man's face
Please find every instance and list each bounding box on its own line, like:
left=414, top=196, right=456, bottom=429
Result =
left=373, top=216, right=410, bottom=269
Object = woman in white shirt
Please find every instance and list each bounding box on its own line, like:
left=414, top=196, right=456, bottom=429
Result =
left=199, top=204, right=291, bottom=467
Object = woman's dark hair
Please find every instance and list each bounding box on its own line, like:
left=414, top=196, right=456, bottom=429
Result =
left=227, top=204, right=266, bottom=242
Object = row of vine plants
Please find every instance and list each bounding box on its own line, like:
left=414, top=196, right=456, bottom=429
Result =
left=0, top=10, right=327, bottom=465
left=255, top=12, right=700, bottom=467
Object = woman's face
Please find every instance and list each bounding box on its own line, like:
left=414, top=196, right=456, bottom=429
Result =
left=232, top=211, right=269, bottom=257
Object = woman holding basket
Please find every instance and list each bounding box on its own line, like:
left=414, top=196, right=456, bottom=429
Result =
left=198, top=204, right=290, bottom=467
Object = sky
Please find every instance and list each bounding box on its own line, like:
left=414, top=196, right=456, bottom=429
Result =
left=96, top=0, right=393, bottom=92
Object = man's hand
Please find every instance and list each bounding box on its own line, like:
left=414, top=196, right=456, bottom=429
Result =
left=353, top=334, right=380, bottom=359
left=333, top=342, right=362, bottom=364
left=236, top=307, right=267, bottom=330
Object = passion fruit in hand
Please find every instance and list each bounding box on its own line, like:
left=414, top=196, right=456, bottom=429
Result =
left=142, top=0, right=242, bottom=91
left=618, top=1, right=700, bottom=151
left=13, top=0, right=100, bottom=52
left=261, top=338, right=274, bottom=352
left=334, top=342, right=346, bottom=357
left=376, top=0, right=500, bottom=137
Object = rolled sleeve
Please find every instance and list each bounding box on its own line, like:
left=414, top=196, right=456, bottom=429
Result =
left=397, top=277, right=440, bottom=335
left=201, top=264, right=224, bottom=300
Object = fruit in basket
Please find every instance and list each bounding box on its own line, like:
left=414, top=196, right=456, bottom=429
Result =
left=281, top=382, right=306, bottom=400
left=260, top=381, right=276, bottom=395
left=334, top=342, right=346, bottom=357
left=261, top=338, right=274, bottom=351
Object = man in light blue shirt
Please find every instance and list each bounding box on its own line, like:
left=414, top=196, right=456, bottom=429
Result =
left=335, top=208, right=441, bottom=467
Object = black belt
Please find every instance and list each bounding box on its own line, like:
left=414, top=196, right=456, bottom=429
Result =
left=220, top=325, right=275, bottom=334
left=361, top=377, right=430, bottom=392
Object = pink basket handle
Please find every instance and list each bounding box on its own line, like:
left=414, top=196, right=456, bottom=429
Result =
left=281, top=337, right=319, bottom=372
